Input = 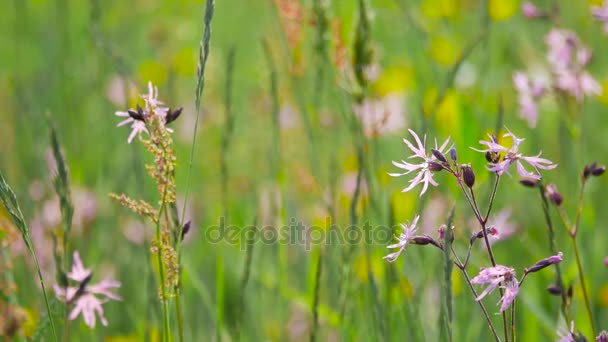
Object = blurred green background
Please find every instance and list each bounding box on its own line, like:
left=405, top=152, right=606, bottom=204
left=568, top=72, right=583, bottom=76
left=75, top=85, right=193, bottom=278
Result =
left=1, top=0, right=608, bottom=340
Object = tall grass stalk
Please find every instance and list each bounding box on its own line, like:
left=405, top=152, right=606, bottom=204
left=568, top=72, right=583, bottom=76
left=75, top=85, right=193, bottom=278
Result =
left=48, top=122, right=74, bottom=341
left=0, top=171, right=58, bottom=342
left=179, top=0, right=215, bottom=235
left=174, top=1, right=215, bottom=339
left=236, top=219, right=257, bottom=340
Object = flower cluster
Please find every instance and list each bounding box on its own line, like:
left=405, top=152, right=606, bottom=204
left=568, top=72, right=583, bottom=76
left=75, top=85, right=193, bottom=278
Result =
left=385, top=128, right=561, bottom=315
left=545, top=29, right=602, bottom=101
left=54, top=251, right=121, bottom=328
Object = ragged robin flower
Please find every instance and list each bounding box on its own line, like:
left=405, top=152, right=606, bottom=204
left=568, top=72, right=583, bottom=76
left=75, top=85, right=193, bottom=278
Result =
left=53, top=251, right=121, bottom=328
left=390, top=129, right=451, bottom=197
left=473, top=129, right=557, bottom=179
left=115, top=82, right=182, bottom=143
left=383, top=215, right=419, bottom=262
left=471, top=265, right=519, bottom=312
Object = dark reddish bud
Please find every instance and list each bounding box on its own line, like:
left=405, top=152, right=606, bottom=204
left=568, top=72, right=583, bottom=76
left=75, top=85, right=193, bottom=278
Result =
left=519, top=178, right=539, bottom=188
left=181, top=220, right=191, bottom=241
left=525, top=252, right=563, bottom=274
left=546, top=284, right=562, bottom=296
left=431, top=149, right=448, bottom=163
left=470, top=227, right=497, bottom=245
left=462, top=165, right=475, bottom=188
left=567, top=284, right=573, bottom=299
left=166, top=107, right=184, bottom=125
left=412, top=235, right=442, bottom=249
left=449, top=147, right=457, bottom=162
left=545, top=183, right=563, bottom=206
left=583, top=162, right=606, bottom=179
left=428, top=161, right=444, bottom=172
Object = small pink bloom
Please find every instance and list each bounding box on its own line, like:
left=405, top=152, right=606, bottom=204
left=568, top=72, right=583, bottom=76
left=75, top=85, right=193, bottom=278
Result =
left=513, top=72, right=545, bottom=128
left=471, top=265, right=519, bottom=312
left=593, top=1, right=608, bottom=33
left=473, top=130, right=557, bottom=179
left=522, top=2, right=540, bottom=18
left=54, top=251, right=121, bottom=329
left=383, top=215, right=419, bottom=262
left=390, top=129, right=451, bottom=197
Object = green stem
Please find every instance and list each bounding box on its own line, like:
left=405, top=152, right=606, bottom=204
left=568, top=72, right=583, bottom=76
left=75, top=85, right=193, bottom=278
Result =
left=571, top=236, right=595, bottom=336
left=537, top=182, right=570, bottom=321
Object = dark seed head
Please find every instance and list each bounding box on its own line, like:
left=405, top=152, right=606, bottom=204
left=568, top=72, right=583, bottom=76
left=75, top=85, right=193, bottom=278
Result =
left=128, top=109, right=146, bottom=122
left=166, top=107, right=183, bottom=125
left=462, top=165, right=475, bottom=188
left=431, top=148, right=448, bottom=163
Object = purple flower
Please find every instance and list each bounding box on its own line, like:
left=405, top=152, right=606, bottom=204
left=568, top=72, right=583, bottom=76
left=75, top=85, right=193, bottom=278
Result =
left=593, top=1, right=608, bottom=33
left=54, top=251, right=121, bottom=328
left=473, top=130, right=557, bottom=179
left=597, top=331, right=608, bottom=342
left=390, top=129, right=451, bottom=197
left=513, top=72, right=546, bottom=128
left=471, top=265, right=519, bottom=312
left=545, top=29, right=602, bottom=101
left=383, top=215, right=419, bottom=262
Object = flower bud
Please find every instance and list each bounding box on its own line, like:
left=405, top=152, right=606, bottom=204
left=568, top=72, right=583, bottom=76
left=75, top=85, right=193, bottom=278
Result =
left=428, top=161, right=444, bottom=172
left=449, top=147, right=457, bottom=162
left=583, top=162, right=606, bottom=179
left=431, top=148, right=448, bottom=163
left=525, top=252, right=563, bottom=274
left=545, top=183, right=563, bottom=206
left=412, top=235, right=442, bottom=249
left=181, top=220, right=192, bottom=241
left=546, top=284, right=562, bottom=296
left=519, top=178, right=539, bottom=188
left=462, top=165, right=475, bottom=188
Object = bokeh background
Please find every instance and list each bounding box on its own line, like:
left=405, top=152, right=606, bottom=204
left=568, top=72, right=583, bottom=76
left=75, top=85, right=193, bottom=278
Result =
left=1, top=0, right=608, bottom=340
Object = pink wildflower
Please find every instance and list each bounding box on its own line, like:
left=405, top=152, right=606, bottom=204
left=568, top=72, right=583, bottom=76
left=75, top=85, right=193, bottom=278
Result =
left=522, top=2, right=540, bottom=18
left=513, top=72, right=546, bottom=128
left=471, top=265, right=519, bottom=312
left=473, top=130, right=557, bottom=179
left=383, top=215, right=419, bottom=262
left=545, top=29, right=602, bottom=101
left=54, top=251, right=121, bottom=328
left=390, top=129, right=451, bottom=197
